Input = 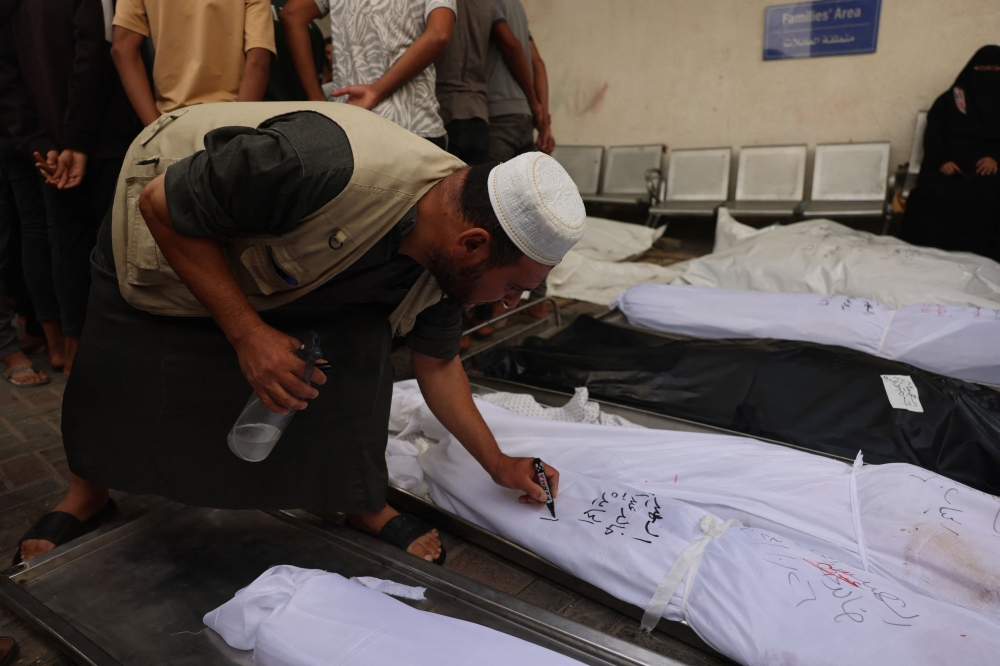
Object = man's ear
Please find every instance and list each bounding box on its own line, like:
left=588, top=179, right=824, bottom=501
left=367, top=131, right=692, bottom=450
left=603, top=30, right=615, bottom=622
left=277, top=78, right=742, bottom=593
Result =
left=451, top=227, right=491, bottom=266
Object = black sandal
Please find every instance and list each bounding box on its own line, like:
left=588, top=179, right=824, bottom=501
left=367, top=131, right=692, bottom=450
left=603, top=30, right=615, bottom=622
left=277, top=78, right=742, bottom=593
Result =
left=12, top=499, right=117, bottom=566
left=0, top=636, right=17, bottom=666
left=371, top=514, right=446, bottom=565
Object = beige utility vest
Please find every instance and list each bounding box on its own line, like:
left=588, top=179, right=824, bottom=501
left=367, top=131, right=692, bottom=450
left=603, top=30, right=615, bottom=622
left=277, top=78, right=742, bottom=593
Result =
left=111, top=102, right=466, bottom=336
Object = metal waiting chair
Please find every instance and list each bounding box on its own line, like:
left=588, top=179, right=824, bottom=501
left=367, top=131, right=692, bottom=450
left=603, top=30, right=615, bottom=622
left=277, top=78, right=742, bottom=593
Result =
left=800, top=142, right=892, bottom=219
left=646, top=147, right=732, bottom=225
left=725, top=144, right=807, bottom=218
left=902, top=111, right=928, bottom=199
left=582, top=144, right=665, bottom=206
left=549, top=145, right=604, bottom=196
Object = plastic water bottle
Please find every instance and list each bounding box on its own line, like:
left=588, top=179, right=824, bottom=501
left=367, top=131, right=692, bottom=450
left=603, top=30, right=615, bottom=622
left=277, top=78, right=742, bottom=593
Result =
left=228, top=331, right=322, bottom=462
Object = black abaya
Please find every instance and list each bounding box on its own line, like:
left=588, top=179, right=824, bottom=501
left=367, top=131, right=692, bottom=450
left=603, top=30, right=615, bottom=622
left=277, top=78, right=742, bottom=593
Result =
left=902, top=46, right=1000, bottom=261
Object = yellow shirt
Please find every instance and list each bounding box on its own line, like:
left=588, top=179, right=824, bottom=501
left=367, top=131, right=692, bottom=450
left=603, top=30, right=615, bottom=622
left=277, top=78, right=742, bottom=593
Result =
left=113, top=0, right=276, bottom=113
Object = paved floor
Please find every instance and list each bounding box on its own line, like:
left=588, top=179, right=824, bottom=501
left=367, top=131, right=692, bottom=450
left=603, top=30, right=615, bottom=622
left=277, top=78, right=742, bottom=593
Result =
left=0, top=357, right=76, bottom=666
left=0, top=356, right=161, bottom=666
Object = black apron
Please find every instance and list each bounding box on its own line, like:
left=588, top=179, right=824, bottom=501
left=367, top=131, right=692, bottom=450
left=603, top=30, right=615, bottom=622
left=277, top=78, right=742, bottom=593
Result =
left=62, top=224, right=394, bottom=513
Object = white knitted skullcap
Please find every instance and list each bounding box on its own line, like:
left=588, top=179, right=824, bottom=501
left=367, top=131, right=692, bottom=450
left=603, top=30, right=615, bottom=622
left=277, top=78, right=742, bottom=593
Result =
left=487, top=152, right=586, bottom=266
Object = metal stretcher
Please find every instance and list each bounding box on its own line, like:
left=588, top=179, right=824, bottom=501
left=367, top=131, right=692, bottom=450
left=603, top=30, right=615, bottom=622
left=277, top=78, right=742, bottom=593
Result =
left=0, top=303, right=760, bottom=666
left=0, top=501, right=686, bottom=666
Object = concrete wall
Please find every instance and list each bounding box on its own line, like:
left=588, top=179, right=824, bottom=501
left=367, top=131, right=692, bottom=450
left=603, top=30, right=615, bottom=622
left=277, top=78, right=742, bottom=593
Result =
left=523, top=0, right=1000, bottom=180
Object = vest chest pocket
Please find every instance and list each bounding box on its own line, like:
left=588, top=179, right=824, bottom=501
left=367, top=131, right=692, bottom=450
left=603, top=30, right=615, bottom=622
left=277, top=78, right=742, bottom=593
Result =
left=124, top=176, right=180, bottom=286
left=238, top=243, right=312, bottom=296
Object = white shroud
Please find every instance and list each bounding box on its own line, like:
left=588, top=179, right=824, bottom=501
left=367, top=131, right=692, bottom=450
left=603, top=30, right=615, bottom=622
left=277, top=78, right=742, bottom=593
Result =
left=416, top=427, right=1000, bottom=666
left=613, top=284, right=1000, bottom=385
left=389, top=381, right=1000, bottom=630
left=676, top=209, right=1000, bottom=309
left=204, top=566, right=587, bottom=666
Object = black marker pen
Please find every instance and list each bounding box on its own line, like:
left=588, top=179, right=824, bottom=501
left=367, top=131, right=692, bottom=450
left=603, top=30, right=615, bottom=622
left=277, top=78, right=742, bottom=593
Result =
left=533, top=458, right=556, bottom=518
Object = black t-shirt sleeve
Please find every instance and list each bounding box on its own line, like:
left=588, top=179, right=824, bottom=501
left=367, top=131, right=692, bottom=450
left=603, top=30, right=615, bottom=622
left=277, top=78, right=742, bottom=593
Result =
left=164, top=111, right=353, bottom=237
left=405, top=298, right=464, bottom=360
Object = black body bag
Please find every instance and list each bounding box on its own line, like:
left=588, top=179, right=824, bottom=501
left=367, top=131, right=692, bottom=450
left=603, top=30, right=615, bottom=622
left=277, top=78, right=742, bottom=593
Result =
left=483, top=316, right=1000, bottom=495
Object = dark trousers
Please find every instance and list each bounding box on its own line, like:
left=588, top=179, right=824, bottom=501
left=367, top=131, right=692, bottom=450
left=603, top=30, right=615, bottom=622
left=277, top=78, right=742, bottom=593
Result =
left=0, top=149, right=63, bottom=325
left=0, top=177, right=43, bottom=339
left=425, top=134, right=448, bottom=150
left=65, top=212, right=395, bottom=512
left=488, top=114, right=536, bottom=162
left=445, top=118, right=491, bottom=166
left=42, top=158, right=121, bottom=336
left=0, top=171, right=23, bottom=358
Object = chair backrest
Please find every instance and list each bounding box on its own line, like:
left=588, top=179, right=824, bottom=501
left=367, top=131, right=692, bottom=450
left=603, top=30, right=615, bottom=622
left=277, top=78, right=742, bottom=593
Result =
left=550, top=145, right=604, bottom=195
left=600, top=144, right=664, bottom=195
left=665, top=148, right=732, bottom=201
left=811, top=142, right=891, bottom=201
left=734, top=145, right=807, bottom=201
left=907, top=111, right=928, bottom=175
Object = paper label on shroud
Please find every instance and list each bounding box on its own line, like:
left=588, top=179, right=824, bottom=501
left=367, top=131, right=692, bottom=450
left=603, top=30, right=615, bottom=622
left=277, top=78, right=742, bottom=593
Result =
left=880, top=375, right=923, bottom=412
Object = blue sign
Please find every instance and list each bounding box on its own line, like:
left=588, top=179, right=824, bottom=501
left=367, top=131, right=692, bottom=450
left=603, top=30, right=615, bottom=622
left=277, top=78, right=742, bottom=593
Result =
left=764, top=0, right=881, bottom=60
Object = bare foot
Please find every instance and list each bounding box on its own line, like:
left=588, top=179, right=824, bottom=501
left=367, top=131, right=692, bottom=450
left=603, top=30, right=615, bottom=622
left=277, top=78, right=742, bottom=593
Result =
left=467, top=320, right=494, bottom=338
left=41, top=322, right=65, bottom=369
left=20, top=474, right=109, bottom=561
left=63, top=335, right=79, bottom=377
left=348, top=505, right=442, bottom=562
left=1, top=351, right=48, bottom=386
left=525, top=301, right=551, bottom=319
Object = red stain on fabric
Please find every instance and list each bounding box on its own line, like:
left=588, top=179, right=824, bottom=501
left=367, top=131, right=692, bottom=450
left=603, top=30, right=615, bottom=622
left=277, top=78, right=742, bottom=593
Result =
left=803, top=559, right=861, bottom=588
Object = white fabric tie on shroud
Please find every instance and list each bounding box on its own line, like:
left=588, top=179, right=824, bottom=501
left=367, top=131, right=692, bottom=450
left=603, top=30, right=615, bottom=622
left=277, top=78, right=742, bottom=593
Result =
left=640, top=515, right=741, bottom=632
left=349, top=576, right=426, bottom=600
left=613, top=283, right=1000, bottom=386
left=387, top=381, right=1000, bottom=625
left=849, top=452, right=870, bottom=573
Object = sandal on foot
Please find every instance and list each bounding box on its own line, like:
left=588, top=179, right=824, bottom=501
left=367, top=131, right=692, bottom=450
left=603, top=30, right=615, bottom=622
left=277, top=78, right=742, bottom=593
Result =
left=2, top=364, right=49, bottom=387
left=12, top=499, right=117, bottom=565
left=374, top=514, right=446, bottom=565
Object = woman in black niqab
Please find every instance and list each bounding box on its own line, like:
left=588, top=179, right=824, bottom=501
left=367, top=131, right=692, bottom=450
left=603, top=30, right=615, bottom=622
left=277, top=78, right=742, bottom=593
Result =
left=901, top=45, right=1000, bottom=261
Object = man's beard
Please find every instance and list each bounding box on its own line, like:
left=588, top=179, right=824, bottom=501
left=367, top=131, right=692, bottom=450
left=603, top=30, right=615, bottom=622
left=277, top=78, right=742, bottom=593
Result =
left=426, top=249, right=486, bottom=309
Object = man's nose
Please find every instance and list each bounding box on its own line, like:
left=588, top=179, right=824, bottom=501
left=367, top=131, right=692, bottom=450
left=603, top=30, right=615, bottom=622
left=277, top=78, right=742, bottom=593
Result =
left=501, top=291, right=522, bottom=308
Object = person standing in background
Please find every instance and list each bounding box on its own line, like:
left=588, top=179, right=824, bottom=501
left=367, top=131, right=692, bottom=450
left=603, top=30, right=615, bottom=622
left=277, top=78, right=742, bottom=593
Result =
left=435, top=0, right=493, bottom=165
left=0, top=0, right=138, bottom=376
left=487, top=0, right=554, bottom=161
left=0, top=128, right=51, bottom=386
left=110, top=0, right=276, bottom=126
left=485, top=0, right=553, bottom=317
left=435, top=0, right=492, bottom=347
left=0, top=119, right=66, bottom=376
left=265, top=0, right=327, bottom=102
left=280, top=0, right=456, bottom=146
